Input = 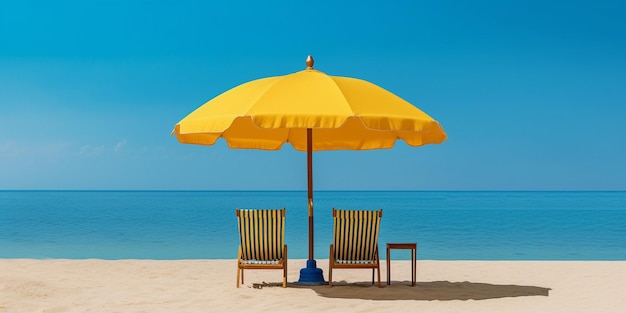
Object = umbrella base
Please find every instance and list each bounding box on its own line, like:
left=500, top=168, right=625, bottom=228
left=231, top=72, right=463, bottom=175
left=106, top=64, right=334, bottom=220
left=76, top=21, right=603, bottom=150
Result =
left=296, top=259, right=327, bottom=285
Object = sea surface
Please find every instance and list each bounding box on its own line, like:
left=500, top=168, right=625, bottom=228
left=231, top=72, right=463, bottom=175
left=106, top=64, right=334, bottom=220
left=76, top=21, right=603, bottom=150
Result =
left=1, top=191, right=625, bottom=260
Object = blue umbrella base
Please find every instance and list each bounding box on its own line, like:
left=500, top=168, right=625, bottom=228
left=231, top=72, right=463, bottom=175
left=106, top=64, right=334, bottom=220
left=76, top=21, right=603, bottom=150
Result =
left=296, top=259, right=327, bottom=285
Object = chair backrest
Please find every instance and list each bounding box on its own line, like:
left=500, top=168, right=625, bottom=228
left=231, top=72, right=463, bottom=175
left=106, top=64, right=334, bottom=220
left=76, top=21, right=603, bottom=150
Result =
left=237, top=208, right=285, bottom=261
left=332, top=209, right=382, bottom=261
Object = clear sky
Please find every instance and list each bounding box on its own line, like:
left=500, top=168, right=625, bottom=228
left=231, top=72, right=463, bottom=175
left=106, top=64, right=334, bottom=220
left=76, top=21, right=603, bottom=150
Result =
left=1, top=0, right=625, bottom=191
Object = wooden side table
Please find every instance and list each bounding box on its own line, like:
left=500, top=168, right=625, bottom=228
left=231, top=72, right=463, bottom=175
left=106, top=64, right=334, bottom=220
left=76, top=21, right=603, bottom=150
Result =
left=386, top=243, right=417, bottom=286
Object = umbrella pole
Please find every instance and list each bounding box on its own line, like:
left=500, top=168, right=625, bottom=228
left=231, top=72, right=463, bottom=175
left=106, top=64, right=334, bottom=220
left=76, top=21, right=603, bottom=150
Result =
left=297, top=128, right=326, bottom=284
left=307, top=128, right=314, bottom=261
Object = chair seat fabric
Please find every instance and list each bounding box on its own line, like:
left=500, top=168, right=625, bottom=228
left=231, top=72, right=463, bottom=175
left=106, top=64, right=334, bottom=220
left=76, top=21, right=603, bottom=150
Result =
left=240, top=259, right=282, bottom=265
left=335, top=260, right=377, bottom=265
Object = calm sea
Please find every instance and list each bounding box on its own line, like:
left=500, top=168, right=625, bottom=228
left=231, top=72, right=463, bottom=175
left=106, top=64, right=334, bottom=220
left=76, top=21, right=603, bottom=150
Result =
left=1, top=191, right=625, bottom=260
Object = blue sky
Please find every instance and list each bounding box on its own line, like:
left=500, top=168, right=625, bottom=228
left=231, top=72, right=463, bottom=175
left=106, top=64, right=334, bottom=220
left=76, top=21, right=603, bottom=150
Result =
left=1, top=0, right=625, bottom=190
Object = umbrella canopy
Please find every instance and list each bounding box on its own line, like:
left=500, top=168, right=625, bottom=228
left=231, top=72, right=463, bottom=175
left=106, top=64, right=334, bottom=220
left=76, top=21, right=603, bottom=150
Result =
left=174, top=57, right=446, bottom=150
left=172, top=56, right=446, bottom=283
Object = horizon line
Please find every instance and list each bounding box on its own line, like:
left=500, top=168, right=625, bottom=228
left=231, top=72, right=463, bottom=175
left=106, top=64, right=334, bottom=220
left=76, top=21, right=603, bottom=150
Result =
left=1, top=189, right=625, bottom=192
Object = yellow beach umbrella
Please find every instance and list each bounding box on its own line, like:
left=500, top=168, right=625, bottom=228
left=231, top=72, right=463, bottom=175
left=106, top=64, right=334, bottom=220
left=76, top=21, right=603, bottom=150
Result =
left=172, top=56, right=446, bottom=284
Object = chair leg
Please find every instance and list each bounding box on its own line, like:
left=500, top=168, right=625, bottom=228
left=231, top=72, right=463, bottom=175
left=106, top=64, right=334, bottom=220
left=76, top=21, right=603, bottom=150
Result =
left=329, top=267, right=333, bottom=287
left=236, top=248, right=241, bottom=288
left=282, top=245, right=288, bottom=288
left=376, top=248, right=381, bottom=288
left=329, top=244, right=334, bottom=287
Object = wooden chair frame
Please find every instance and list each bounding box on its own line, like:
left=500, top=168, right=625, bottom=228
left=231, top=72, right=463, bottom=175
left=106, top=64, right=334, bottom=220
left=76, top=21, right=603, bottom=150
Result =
left=236, top=208, right=288, bottom=288
left=328, top=208, right=382, bottom=287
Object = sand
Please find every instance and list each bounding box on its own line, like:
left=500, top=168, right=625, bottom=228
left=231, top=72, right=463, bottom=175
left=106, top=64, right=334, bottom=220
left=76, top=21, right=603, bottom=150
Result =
left=1, top=259, right=625, bottom=313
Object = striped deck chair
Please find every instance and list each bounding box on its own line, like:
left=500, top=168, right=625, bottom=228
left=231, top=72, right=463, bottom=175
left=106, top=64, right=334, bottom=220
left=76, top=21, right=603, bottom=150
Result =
left=329, top=208, right=383, bottom=287
left=236, top=208, right=288, bottom=288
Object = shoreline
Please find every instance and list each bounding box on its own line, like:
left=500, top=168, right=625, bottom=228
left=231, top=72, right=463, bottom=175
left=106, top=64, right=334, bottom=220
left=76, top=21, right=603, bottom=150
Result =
left=2, top=259, right=625, bottom=312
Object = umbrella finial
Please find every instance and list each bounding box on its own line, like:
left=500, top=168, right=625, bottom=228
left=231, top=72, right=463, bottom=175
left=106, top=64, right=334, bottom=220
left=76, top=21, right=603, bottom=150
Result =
left=306, top=55, right=314, bottom=69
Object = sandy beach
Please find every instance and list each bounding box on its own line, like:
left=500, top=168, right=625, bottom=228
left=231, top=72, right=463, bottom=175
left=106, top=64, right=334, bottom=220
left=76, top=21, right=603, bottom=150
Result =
left=1, top=259, right=625, bottom=312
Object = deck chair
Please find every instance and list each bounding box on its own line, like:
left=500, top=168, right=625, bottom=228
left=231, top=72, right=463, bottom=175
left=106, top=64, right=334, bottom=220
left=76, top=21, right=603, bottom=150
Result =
left=329, top=208, right=383, bottom=287
left=236, top=208, right=288, bottom=288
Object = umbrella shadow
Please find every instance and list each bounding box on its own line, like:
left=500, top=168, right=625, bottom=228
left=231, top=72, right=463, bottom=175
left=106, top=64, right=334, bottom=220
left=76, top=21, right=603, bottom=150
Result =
left=305, top=280, right=550, bottom=301
left=255, top=280, right=551, bottom=301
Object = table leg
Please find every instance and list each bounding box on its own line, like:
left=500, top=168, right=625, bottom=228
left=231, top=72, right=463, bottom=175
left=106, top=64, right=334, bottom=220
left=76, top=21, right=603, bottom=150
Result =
left=412, top=247, right=416, bottom=286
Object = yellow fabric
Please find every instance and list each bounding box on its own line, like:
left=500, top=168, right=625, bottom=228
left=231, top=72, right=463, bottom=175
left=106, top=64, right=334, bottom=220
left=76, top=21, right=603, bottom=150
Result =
left=332, top=209, right=382, bottom=262
left=173, top=69, right=447, bottom=151
left=237, top=209, right=285, bottom=261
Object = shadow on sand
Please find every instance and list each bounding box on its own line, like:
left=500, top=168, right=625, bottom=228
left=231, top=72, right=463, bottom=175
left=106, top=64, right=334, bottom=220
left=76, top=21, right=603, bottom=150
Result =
left=254, top=280, right=551, bottom=301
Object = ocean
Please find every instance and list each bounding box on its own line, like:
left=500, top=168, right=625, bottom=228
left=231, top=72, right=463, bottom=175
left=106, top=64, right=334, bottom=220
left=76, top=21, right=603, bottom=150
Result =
left=1, top=191, right=625, bottom=260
